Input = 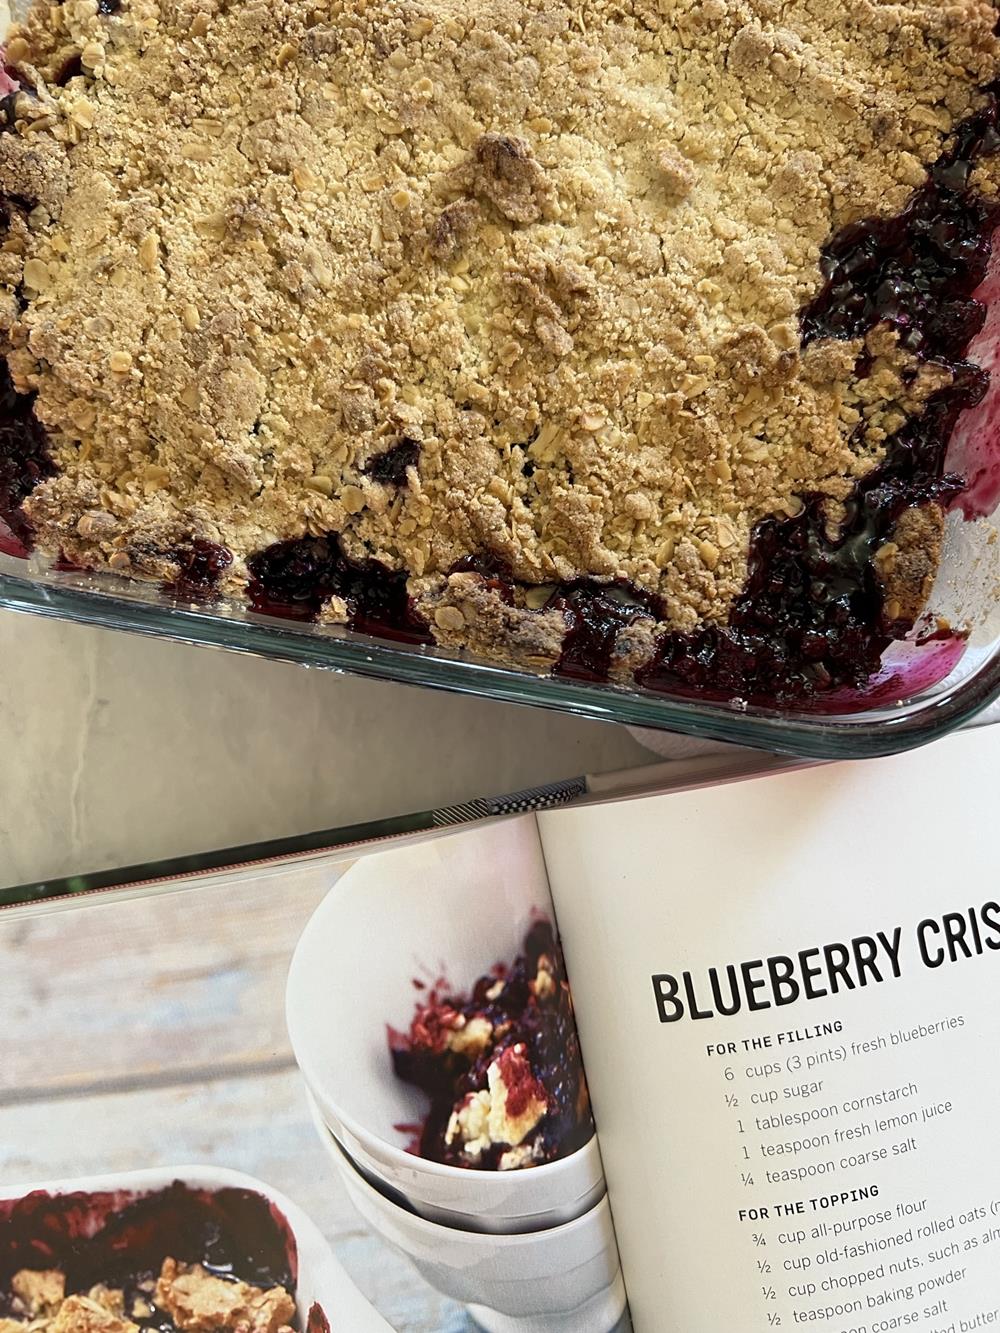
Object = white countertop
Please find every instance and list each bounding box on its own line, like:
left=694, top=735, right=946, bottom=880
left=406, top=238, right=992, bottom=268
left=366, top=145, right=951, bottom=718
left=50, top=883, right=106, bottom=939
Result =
left=0, top=608, right=656, bottom=887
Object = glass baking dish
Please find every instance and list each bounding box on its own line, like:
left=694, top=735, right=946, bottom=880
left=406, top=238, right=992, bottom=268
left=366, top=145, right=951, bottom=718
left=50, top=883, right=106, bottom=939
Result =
left=3, top=491, right=999, bottom=760
left=2, top=3, right=1000, bottom=763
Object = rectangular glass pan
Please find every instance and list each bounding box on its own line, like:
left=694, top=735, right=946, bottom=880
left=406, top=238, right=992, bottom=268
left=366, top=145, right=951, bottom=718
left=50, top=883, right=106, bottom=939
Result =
left=3, top=0, right=1000, bottom=761
left=3, top=491, right=999, bottom=760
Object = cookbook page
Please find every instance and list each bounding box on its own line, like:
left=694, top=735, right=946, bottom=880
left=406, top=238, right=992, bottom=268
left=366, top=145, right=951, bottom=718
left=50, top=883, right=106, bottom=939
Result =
left=539, top=725, right=1000, bottom=1333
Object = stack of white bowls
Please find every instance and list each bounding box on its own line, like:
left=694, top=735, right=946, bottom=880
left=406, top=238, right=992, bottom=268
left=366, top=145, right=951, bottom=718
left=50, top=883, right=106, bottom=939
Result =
left=285, top=829, right=630, bottom=1333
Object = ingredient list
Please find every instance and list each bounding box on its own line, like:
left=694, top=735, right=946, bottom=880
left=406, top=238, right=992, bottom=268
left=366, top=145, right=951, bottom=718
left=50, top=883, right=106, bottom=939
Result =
left=651, top=923, right=1000, bottom=1332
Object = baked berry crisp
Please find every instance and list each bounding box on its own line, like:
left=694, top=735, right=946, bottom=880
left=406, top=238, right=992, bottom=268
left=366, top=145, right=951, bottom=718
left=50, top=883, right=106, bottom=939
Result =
left=1, top=0, right=999, bottom=702
left=389, top=919, right=594, bottom=1170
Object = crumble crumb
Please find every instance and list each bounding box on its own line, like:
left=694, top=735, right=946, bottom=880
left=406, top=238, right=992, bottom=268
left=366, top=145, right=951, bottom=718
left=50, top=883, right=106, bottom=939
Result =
left=10, top=1271, right=65, bottom=1318
left=154, top=1262, right=294, bottom=1333
left=878, top=506, right=947, bottom=625
left=50, top=1294, right=138, bottom=1333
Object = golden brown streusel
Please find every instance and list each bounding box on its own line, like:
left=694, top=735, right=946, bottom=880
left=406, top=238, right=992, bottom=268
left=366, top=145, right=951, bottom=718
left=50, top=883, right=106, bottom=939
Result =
left=2, top=0, right=998, bottom=668
left=154, top=1260, right=294, bottom=1333
left=1, top=1266, right=295, bottom=1333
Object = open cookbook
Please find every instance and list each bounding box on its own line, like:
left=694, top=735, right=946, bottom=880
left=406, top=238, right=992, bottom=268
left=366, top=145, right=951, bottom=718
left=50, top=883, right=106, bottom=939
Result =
left=3, top=724, right=1000, bottom=1332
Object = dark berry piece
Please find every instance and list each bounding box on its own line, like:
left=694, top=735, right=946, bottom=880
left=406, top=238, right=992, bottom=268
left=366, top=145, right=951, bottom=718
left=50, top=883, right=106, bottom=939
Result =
left=0, top=92, right=19, bottom=131
left=247, top=533, right=431, bottom=642
left=52, top=54, right=83, bottom=86
left=363, top=437, right=421, bottom=486
left=0, top=362, right=53, bottom=550
left=164, top=539, right=233, bottom=601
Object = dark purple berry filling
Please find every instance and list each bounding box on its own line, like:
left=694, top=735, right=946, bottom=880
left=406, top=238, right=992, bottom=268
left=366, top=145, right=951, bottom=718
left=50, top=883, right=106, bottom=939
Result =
left=0, top=1184, right=299, bottom=1333
left=51, top=54, right=84, bottom=86
left=363, top=437, right=421, bottom=486
left=0, top=91, right=19, bottom=131
left=633, top=85, right=1000, bottom=705
left=163, top=539, right=233, bottom=601
left=637, top=371, right=982, bottom=704
left=547, top=580, right=660, bottom=683
left=246, top=533, right=431, bottom=643
left=0, top=362, right=52, bottom=555
left=800, top=106, right=1000, bottom=360
left=389, top=919, right=594, bottom=1170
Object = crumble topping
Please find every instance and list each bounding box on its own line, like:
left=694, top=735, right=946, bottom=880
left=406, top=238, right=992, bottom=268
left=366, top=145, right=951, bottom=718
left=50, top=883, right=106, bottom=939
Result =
left=49, top=1295, right=136, bottom=1333
left=3, top=1266, right=294, bottom=1333
left=9, top=1273, right=65, bottom=1318
left=1, top=0, right=999, bottom=679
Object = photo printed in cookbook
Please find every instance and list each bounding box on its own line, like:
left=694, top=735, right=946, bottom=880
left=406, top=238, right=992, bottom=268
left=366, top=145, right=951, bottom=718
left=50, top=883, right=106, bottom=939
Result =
left=387, top=916, right=595, bottom=1173
left=538, top=725, right=1000, bottom=1333
left=284, top=818, right=629, bottom=1331
left=0, top=823, right=632, bottom=1332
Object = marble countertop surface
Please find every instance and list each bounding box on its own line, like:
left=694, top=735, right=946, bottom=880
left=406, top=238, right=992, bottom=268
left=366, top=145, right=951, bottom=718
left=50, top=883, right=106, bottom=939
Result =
left=0, top=608, right=656, bottom=887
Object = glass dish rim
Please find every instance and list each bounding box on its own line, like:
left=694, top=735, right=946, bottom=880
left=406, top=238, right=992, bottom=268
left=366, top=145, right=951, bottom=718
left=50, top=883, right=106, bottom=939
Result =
left=3, top=558, right=999, bottom=761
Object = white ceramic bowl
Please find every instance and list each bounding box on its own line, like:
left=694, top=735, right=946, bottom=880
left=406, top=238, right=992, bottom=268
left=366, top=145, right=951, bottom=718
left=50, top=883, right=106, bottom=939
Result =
left=285, top=820, right=605, bottom=1235
left=305, top=1086, right=605, bottom=1235
left=317, top=1124, right=627, bottom=1333
left=0, top=1165, right=390, bottom=1331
